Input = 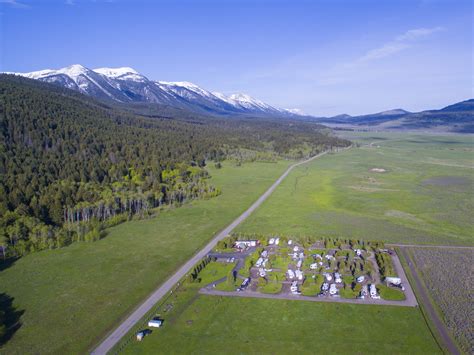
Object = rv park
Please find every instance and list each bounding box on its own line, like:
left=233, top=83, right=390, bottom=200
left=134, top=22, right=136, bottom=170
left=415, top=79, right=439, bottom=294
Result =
left=201, top=236, right=416, bottom=306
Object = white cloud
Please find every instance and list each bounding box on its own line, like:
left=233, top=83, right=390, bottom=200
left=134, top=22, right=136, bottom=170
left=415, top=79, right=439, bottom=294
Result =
left=395, top=27, right=444, bottom=41
left=359, top=26, right=445, bottom=63
left=0, top=0, right=30, bottom=8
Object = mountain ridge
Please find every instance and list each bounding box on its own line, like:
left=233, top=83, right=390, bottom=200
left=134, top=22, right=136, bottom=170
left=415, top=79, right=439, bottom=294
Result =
left=7, top=64, right=303, bottom=119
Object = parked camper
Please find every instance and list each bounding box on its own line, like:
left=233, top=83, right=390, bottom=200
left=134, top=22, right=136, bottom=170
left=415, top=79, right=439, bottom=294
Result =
left=370, top=284, right=380, bottom=299
left=275, top=238, right=280, bottom=245
left=355, top=249, right=362, bottom=257
left=148, top=318, right=163, bottom=328
left=290, top=281, right=299, bottom=294
left=312, top=253, right=322, bottom=260
left=234, top=240, right=258, bottom=249
left=310, top=263, right=318, bottom=270
left=261, top=250, right=268, bottom=258
left=334, top=272, right=342, bottom=283
left=296, top=259, right=303, bottom=269
left=357, top=276, right=365, bottom=283
left=325, top=273, right=333, bottom=282
left=288, top=240, right=293, bottom=245
left=269, top=238, right=275, bottom=245
left=287, top=269, right=295, bottom=279
left=321, top=282, right=329, bottom=292
left=238, top=278, right=250, bottom=291
left=136, top=331, right=145, bottom=341
left=329, top=283, right=338, bottom=296
left=385, top=277, right=404, bottom=290
left=295, top=269, right=303, bottom=280
left=255, top=257, right=264, bottom=267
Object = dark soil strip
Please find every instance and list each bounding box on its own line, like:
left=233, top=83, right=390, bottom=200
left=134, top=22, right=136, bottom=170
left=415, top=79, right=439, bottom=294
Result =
left=398, top=247, right=460, bottom=355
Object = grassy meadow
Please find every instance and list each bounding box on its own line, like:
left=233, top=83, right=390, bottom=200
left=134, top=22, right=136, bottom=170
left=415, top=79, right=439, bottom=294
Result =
left=237, top=133, right=474, bottom=245
left=122, top=290, right=440, bottom=354
left=0, top=160, right=290, bottom=354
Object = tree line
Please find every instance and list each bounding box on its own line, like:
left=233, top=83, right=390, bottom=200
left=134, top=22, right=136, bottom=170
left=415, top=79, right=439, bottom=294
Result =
left=0, top=75, right=350, bottom=257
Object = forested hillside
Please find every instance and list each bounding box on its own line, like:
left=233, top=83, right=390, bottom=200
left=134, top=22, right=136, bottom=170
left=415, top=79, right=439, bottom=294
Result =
left=0, top=75, right=349, bottom=256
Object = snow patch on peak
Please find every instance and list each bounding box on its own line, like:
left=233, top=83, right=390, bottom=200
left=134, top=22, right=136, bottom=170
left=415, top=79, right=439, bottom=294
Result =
left=94, top=67, right=139, bottom=77
left=158, top=81, right=198, bottom=88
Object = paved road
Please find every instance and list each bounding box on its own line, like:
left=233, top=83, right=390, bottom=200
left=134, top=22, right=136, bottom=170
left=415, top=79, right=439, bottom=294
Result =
left=390, top=251, right=417, bottom=306
left=398, top=247, right=460, bottom=355
left=92, top=148, right=345, bottom=354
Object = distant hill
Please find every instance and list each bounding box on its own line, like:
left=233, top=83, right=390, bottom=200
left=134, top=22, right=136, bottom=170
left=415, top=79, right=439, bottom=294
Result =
left=318, top=99, right=474, bottom=133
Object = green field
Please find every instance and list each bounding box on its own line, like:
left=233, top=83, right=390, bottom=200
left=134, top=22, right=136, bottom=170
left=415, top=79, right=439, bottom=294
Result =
left=123, top=292, right=440, bottom=354
left=0, top=160, right=290, bottom=354
left=237, top=133, right=474, bottom=245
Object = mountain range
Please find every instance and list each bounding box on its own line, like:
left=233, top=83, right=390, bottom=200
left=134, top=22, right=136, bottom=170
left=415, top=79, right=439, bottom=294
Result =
left=6, top=64, right=473, bottom=132
left=7, top=64, right=303, bottom=118
left=319, top=99, right=474, bottom=133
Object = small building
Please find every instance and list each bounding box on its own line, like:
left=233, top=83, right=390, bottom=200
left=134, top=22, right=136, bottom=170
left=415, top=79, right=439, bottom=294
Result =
left=269, top=238, right=275, bottom=245
left=295, top=269, right=303, bottom=280
left=334, top=273, right=342, bottom=283
left=310, top=263, right=318, bottom=270
left=287, top=269, right=295, bottom=279
left=288, top=240, right=293, bottom=245
left=325, top=273, right=333, bottom=282
left=275, top=238, right=280, bottom=245
left=356, top=276, right=365, bottom=283
left=148, top=318, right=163, bottom=328
left=293, top=246, right=299, bottom=252
left=329, top=283, right=338, bottom=295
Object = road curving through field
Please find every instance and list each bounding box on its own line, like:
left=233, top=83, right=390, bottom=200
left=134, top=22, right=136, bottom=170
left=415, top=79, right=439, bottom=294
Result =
left=91, top=147, right=350, bottom=354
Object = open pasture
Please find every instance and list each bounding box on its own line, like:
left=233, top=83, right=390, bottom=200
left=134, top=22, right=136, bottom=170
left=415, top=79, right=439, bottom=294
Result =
left=237, top=134, right=474, bottom=245
left=122, top=290, right=440, bottom=354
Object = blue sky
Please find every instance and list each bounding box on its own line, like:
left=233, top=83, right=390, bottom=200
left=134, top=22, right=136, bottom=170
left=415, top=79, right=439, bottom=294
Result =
left=1, top=0, right=472, bottom=116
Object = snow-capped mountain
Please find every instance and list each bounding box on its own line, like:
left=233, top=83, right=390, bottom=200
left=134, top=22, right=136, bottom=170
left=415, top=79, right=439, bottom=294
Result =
left=7, top=64, right=303, bottom=118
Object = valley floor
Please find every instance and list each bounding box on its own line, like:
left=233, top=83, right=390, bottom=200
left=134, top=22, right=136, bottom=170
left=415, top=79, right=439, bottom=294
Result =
left=0, top=160, right=291, bottom=354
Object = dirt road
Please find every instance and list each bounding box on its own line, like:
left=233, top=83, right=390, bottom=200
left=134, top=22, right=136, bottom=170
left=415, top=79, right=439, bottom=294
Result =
left=91, top=149, right=344, bottom=354
left=199, top=288, right=415, bottom=307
